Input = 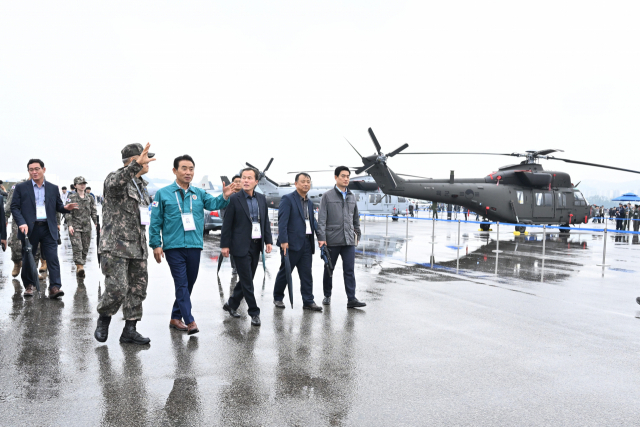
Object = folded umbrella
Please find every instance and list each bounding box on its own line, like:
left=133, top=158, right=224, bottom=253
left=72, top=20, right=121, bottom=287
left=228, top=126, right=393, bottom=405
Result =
left=23, top=239, right=40, bottom=292
left=284, top=252, right=294, bottom=308
left=217, top=252, right=224, bottom=274
left=96, top=218, right=101, bottom=268
left=320, top=246, right=334, bottom=278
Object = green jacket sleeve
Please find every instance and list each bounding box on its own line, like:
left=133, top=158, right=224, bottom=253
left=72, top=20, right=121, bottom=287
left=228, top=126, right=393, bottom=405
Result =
left=149, top=190, right=164, bottom=249
left=203, top=191, right=230, bottom=212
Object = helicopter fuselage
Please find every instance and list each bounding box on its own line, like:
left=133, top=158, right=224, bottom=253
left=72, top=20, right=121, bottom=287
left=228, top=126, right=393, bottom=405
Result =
left=371, top=163, right=592, bottom=226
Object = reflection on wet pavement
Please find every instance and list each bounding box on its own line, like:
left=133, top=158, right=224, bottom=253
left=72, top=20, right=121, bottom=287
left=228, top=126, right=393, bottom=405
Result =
left=1, top=218, right=640, bottom=425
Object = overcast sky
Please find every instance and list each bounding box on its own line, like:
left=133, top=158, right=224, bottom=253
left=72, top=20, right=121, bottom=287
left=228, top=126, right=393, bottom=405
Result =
left=1, top=1, right=639, bottom=189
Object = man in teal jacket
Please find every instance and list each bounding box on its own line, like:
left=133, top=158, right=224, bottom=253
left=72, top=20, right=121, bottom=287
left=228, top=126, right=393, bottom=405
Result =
left=149, top=155, right=238, bottom=334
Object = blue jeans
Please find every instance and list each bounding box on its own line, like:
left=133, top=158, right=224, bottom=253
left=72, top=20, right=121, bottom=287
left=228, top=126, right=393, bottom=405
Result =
left=165, top=248, right=201, bottom=325
left=273, top=237, right=315, bottom=306
left=322, top=245, right=356, bottom=300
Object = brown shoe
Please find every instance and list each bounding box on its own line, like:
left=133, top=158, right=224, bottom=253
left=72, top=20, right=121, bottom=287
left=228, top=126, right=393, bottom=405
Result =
left=169, top=319, right=188, bottom=331
left=187, top=321, right=199, bottom=335
left=12, top=261, right=21, bottom=277
left=23, top=284, right=34, bottom=297
left=76, top=265, right=85, bottom=278
left=39, top=260, right=47, bottom=273
left=49, top=286, right=65, bottom=299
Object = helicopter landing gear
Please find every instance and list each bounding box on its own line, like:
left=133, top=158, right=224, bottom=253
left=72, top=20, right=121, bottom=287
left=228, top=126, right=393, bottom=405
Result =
left=392, top=216, right=399, bottom=222
left=515, top=226, right=526, bottom=233
left=479, top=222, right=491, bottom=232
left=559, top=224, right=571, bottom=234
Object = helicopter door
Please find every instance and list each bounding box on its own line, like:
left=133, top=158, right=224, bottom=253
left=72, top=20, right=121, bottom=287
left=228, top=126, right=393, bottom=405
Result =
left=533, top=191, right=554, bottom=218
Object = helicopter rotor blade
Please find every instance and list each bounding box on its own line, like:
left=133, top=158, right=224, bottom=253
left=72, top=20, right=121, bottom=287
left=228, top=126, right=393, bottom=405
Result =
left=399, top=152, right=519, bottom=157
left=533, top=149, right=563, bottom=156
left=264, top=158, right=274, bottom=173
left=367, top=127, right=382, bottom=155
left=344, top=138, right=364, bottom=159
left=355, top=163, right=375, bottom=175
left=397, top=173, right=431, bottom=179
left=547, top=157, right=640, bottom=174
left=246, top=162, right=259, bottom=170
left=387, top=143, right=409, bottom=158
left=383, top=165, right=397, bottom=189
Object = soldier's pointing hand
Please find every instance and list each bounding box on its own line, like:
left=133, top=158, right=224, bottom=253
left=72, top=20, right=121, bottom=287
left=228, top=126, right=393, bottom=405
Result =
left=135, top=142, right=157, bottom=166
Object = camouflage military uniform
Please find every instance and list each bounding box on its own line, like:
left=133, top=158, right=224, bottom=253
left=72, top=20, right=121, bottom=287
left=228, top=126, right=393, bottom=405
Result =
left=65, top=190, right=98, bottom=265
left=97, top=160, right=150, bottom=320
left=4, top=180, right=41, bottom=264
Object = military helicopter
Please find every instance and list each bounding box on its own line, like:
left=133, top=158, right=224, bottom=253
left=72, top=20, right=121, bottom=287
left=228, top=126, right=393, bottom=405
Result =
left=348, top=128, right=640, bottom=232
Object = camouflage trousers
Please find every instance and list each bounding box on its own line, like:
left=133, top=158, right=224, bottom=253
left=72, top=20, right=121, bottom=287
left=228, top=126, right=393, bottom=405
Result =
left=97, top=254, right=148, bottom=320
left=8, top=222, right=40, bottom=263
left=70, top=230, right=91, bottom=265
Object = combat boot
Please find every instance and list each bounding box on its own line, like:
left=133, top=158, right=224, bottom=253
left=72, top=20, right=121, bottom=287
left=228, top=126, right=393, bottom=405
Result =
left=120, top=320, right=150, bottom=345
left=39, top=260, right=47, bottom=273
left=12, top=261, right=21, bottom=277
left=94, top=316, right=111, bottom=342
left=76, top=265, right=85, bottom=278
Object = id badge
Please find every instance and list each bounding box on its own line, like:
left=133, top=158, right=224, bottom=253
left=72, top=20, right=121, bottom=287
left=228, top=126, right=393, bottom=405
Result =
left=140, top=207, right=150, bottom=225
left=36, top=205, right=47, bottom=220
left=182, top=213, right=196, bottom=231
left=252, top=221, right=262, bottom=239
left=305, top=219, right=312, bottom=234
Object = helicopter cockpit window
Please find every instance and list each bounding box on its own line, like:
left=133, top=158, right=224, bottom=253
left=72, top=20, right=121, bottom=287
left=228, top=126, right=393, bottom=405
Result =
left=516, top=191, right=524, bottom=204
left=398, top=197, right=406, bottom=202
left=535, top=193, right=543, bottom=206
left=574, top=191, right=586, bottom=206
left=369, top=194, right=376, bottom=203
left=544, top=192, right=553, bottom=206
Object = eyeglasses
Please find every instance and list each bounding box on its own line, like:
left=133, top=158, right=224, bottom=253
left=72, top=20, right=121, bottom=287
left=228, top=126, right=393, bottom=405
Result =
left=28, top=167, right=42, bottom=172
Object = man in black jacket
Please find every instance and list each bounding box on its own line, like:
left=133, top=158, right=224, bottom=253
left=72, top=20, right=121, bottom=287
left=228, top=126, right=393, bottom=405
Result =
left=220, top=168, right=273, bottom=326
left=0, top=194, right=6, bottom=251
left=10, top=159, right=78, bottom=297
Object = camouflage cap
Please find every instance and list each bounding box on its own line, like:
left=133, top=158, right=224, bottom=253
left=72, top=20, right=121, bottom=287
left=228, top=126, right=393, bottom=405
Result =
left=74, top=176, right=87, bottom=185
left=121, top=143, right=155, bottom=160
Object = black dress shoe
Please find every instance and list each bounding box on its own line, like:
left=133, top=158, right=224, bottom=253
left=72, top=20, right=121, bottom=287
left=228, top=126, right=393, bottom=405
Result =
left=347, top=298, right=366, bottom=308
left=273, top=300, right=285, bottom=309
left=223, top=302, right=240, bottom=318
left=322, top=297, right=331, bottom=305
left=94, top=316, right=111, bottom=343
left=119, top=320, right=150, bottom=345
left=251, top=315, right=261, bottom=326
left=303, top=303, right=323, bottom=312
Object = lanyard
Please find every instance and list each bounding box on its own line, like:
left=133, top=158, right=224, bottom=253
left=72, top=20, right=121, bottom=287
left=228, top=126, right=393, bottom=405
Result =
left=174, top=190, right=193, bottom=214
left=248, top=196, right=260, bottom=222
left=132, top=179, right=148, bottom=205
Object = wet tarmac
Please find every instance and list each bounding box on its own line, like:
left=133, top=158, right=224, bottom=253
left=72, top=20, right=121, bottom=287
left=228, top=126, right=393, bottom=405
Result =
left=1, top=216, right=640, bottom=426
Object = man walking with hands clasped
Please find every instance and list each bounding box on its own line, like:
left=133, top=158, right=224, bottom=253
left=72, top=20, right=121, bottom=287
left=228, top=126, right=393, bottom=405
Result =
left=149, top=155, right=237, bottom=335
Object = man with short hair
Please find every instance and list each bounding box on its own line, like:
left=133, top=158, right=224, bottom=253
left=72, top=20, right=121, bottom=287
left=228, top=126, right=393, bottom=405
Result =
left=273, top=172, right=322, bottom=311
left=150, top=155, right=237, bottom=335
left=94, top=143, right=155, bottom=345
left=10, top=159, right=78, bottom=297
left=220, top=175, right=242, bottom=274
left=317, top=166, right=366, bottom=308
left=61, top=186, right=69, bottom=204
left=220, top=168, right=273, bottom=326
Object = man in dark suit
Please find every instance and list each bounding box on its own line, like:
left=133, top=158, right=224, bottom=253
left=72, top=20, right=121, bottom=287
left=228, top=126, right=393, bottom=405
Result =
left=10, top=159, right=78, bottom=297
left=220, top=167, right=273, bottom=326
left=0, top=194, right=6, bottom=252
left=273, top=173, right=322, bottom=311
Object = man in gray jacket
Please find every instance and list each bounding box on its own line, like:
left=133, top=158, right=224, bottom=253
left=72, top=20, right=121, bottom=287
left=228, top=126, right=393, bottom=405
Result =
left=317, top=166, right=366, bottom=308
